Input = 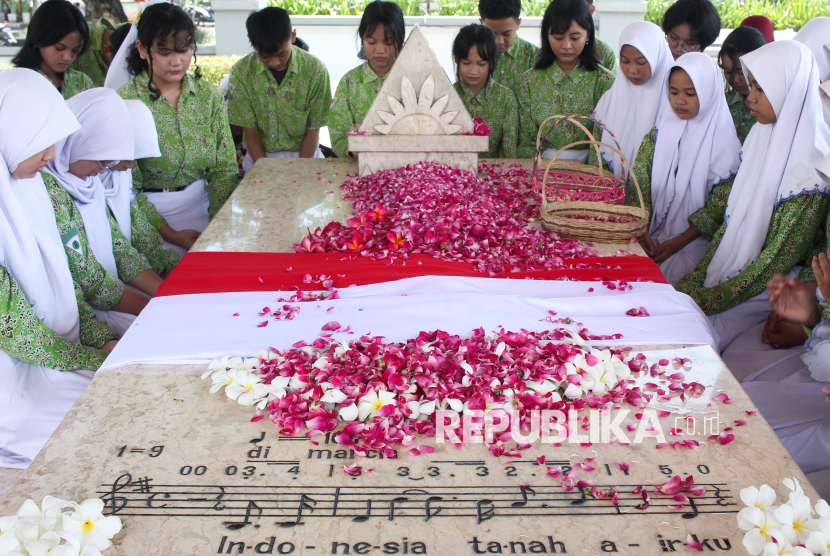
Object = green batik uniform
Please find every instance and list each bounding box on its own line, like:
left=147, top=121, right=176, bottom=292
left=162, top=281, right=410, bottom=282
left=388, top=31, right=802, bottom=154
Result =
left=128, top=202, right=182, bottom=277
left=0, top=269, right=111, bottom=369
left=454, top=79, right=518, bottom=158
left=727, top=91, right=756, bottom=144
left=596, top=39, right=617, bottom=73
left=677, top=193, right=829, bottom=315
left=227, top=47, right=331, bottom=153
left=71, top=17, right=114, bottom=87
left=118, top=72, right=238, bottom=222
left=329, top=62, right=386, bottom=159
left=38, top=68, right=93, bottom=100
left=492, top=36, right=538, bottom=90
left=43, top=172, right=152, bottom=311
left=516, top=62, right=615, bottom=158
left=625, top=127, right=736, bottom=219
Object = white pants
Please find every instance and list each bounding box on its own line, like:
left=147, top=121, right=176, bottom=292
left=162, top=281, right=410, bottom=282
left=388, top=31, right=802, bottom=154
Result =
left=658, top=236, right=710, bottom=287
left=0, top=352, right=94, bottom=468
left=145, top=179, right=210, bottom=256
left=542, top=148, right=590, bottom=164
left=242, top=149, right=325, bottom=174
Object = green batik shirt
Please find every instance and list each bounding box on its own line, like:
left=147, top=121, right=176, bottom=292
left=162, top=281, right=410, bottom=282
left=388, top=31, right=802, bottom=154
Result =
left=329, top=62, right=386, bottom=159
left=677, top=194, right=829, bottom=315
left=454, top=79, right=518, bottom=158
left=118, top=72, right=238, bottom=220
left=70, top=17, right=114, bottom=87
left=227, top=48, right=331, bottom=153
left=43, top=172, right=140, bottom=311
left=516, top=62, right=615, bottom=158
left=727, top=91, right=756, bottom=144
left=0, top=268, right=111, bottom=370
left=626, top=127, right=736, bottom=225
left=128, top=201, right=182, bottom=278
left=491, top=36, right=539, bottom=91
left=38, top=68, right=93, bottom=100
left=596, top=39, right=618, bottom=73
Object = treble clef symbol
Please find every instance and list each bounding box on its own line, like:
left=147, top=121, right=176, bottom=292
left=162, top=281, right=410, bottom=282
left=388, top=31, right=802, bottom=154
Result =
left=103, top=473, right=132, bottom=515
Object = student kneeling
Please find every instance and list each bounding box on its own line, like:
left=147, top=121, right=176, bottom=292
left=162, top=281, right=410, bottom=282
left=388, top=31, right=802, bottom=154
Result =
left=228, top=7, right=331, bottom=171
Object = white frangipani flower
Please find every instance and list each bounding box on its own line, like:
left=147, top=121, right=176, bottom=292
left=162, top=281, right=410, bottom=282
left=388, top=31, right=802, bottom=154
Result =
left=817, top=500, right=830, bottom=518
left=405, top=399, right=436, bottom=419
left=357, top=390, right=396, bottom=420
left=761, top=540, right=813, bottom=556
left=742, top=507, right=783, bottom=555
left=739, top=485, right=778, bottom=530
left=0, top=532, right=24, bottom=556
left=49, top=531, right=103, bottom=556
left=806, top=517, right=830, bottom=556
left=775, top=493, right=819, bottom=544
left=526, top=380, right=562, bottom=402
left=60, top=499, right=122, bottom=551
left=0, top=515, right=18, bottom=535
left=203, top=354, right=242, bottom=378
left=494, top=342, right=506, bottom=358
left=563, top=382, right=583, bottom=399
left=23, top=531, right=62, bottom=556
left=225, top=370, right=270, bottom=407
left=438, top=398, right=463, bottom=412
left=338, top=404, right=358, bottom=421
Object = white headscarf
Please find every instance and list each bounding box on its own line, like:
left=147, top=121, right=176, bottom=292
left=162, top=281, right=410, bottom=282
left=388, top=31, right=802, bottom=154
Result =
left=101, top=100, right=160, bottom=242
left=794, top=17, right=830, bottom=124
left=0, top=68, right=81, bottom=342
left=45, top=88, right=135, bottom=278
left=649, top=53, right=742, bottom=245
left=104, top=0, right=170, bottom=91
left=593, top=21, right=673, bottom=178
left=704, top=40, right=830, bottom=288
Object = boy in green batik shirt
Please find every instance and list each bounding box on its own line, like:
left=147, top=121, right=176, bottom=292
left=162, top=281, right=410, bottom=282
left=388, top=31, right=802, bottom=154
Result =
left=70, top=17, right=116, bottom=87
left=228, top=7, right=331, bottom=171
left=479, top=0, right=538, bottom=90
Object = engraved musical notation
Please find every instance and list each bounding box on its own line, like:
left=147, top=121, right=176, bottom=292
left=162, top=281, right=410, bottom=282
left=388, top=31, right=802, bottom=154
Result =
left=98, top=473, right=738, bottom=528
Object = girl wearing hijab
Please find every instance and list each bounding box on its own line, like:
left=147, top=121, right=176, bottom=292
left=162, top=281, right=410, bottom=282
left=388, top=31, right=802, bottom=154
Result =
left=625, top=53, right=742, bottom=286
left=677, top=40, right=830, bottom=353
left=593, top=21, right=672, bottom=180
left=107, top=2, right=237, bottom=256
left=793, top=17, right=830, bottom=125
left=0, top=69, right=118, bottom=469
left=104, top=100, right=182, bottom=278
left=43, top=88, right=164, bottom=338
left=718, top=26, right=767, bottom=144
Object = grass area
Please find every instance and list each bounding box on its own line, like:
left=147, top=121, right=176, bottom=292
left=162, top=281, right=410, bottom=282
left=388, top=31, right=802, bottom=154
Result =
left=268, top=0, right=830, bottom=30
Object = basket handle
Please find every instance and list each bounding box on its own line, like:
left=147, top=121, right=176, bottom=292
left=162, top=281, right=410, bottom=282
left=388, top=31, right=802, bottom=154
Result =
left=541, top=139, right=645, bottom=212
left=535, top=116, right=604, bottom=176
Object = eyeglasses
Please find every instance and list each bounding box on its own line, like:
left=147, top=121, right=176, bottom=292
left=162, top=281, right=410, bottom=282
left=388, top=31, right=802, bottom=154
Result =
left=95, top=160, right=120, bottom=173
left=666, top=33, right=701, bottom=53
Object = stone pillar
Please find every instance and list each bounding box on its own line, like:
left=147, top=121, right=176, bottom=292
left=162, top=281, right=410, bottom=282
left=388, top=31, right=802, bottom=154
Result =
left=594, top=0, right=647, bottom=54
left=212, top=0, right=264, bottom=56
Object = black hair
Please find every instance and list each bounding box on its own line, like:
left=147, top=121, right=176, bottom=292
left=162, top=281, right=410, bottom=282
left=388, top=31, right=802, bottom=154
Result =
left=12, top=0, right=89, bottom=70
left=718, top=26, right=766, bottom=83
left=246, top=7, right=293, bottom=55
left=452, top=24, right=497, bottom=86
left=108, top=23, right=131, bottom=54
left=356, top=1, right=404, bottom=60
left=535, top=0, right=598, bottom=71
left=293, top=36, right=310, bottom=52
left=126, top=3, right=200, bottom=101
left=478, top=0, right=521, bottom=21
left=661, top=0, right=721, bottom=51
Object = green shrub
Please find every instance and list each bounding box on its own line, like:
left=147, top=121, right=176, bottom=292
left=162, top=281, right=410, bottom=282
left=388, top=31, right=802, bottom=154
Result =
left=195, top=55, right=242, bottom=86
left=267, top=0, right=829, bottom=29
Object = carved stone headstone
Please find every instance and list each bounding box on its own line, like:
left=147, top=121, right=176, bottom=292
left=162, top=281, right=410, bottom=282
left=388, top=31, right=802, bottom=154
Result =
left=348, top=26, right=488, bottom=176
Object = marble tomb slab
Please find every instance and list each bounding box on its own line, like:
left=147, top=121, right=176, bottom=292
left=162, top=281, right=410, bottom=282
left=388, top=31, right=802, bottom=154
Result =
left=191, top=159, right=646, bottom=258
left=0, top=345, right=817, bottom=555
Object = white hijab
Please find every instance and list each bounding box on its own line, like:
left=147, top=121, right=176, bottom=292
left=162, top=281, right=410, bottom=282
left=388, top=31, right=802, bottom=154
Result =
left=104, top=0, right=171, bottom=91
left=45, top=88, right=135, bottom=278
left=704, top=40, right=830, bottom=288
left=101, top=100, right=160, bottom=242
left=649, top=53, right=742, bottom=244
left=593, top=21, right=673, bottom=178
left=0, top=69, right=81, bottom=343
left=794, top=17, right=830, bottom=124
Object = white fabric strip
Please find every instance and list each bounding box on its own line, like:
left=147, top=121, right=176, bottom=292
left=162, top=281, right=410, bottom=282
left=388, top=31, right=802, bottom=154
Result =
left=101, top=276, right=719, bottom=369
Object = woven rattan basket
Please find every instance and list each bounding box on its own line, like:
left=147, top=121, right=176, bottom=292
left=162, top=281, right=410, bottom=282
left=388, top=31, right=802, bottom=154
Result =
left=537, top=117, right=649, bottom=242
